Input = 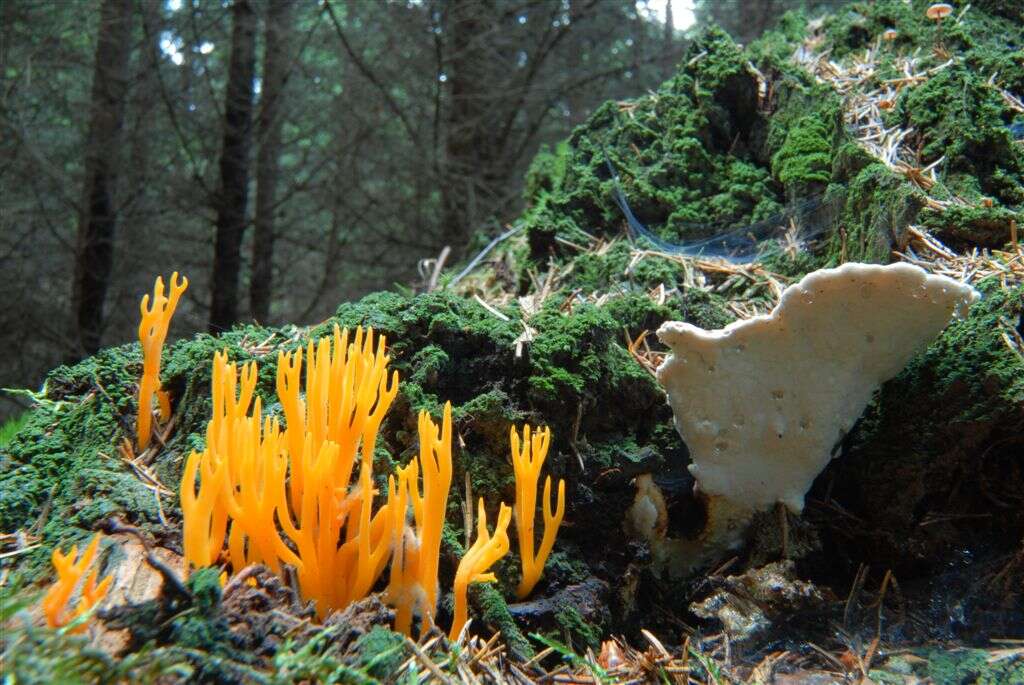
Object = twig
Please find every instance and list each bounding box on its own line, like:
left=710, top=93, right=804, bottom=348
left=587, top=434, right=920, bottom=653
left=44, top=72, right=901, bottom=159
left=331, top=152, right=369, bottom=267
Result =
left=449, top=224, right=524, bottom=288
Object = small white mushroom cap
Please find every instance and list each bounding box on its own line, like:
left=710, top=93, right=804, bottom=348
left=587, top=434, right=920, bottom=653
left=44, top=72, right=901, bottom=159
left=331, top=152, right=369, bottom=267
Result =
left=656, top=263, right=978, bottom=515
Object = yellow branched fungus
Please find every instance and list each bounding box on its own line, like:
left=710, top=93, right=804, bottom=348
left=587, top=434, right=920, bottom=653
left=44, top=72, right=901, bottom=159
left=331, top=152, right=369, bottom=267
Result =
left=180, top=324, right=528, bottom=634
left=181, top=351, right=260, bottom=574
left=181, top=327, right=403, bottom=618
left=273, top=325, right=399, bottom=616
left=137, top=272, right=188, bottom=450
left=386, top=403, right=453, bottom=636
left=511, top=424, right=566, bottom=599
left=276, top=325, right=398, bottom=518
left=41, top=533, right=112, bottom=633
left=449, top=499, right=512, bottom=641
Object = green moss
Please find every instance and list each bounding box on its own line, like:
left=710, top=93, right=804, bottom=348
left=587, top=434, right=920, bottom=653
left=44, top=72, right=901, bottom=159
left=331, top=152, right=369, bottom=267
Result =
left=470, top=583, right=533, bottom=659
left=518, top=25, right=804, bottom=255
left=0, top=346, right=166, bottom=576
left=270, top=623, right=405, bottom=684
left=352, top=627, right=408, bottom=680
left=332, top=290, right=519, bottom=413
left=525, top=140, right=571, bottom=203
left=818, top=0, right=1024, bottom=210
left=526, top=302, right=620, bottom=408
left=771, top=115, right=833, bottom=188
left=553, top=603, right=603, bottom=651
left=922, top=648, right=1024, bottom=685
left=0, top=412, right=28, bottom=447
left=827, top=163, right=923, bottom=264
left=896, top=66, right=1024, bottom=205
left=0, top=581, right=191, bottom=685
left=918, top=204, right=1021, bottom=248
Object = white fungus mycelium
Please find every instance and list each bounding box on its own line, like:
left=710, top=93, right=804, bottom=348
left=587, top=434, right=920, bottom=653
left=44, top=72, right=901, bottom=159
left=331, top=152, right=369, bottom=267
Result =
left=649, top=262, right=978, bottom=570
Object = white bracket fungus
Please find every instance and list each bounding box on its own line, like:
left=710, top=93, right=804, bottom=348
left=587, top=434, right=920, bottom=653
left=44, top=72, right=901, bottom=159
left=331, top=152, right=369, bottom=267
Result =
left=651, top=263, right=978, bottom=570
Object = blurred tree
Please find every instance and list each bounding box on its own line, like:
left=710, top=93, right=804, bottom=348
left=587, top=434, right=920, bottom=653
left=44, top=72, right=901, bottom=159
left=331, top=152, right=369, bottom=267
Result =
left=210, top=0, right=257, bottom=332
left=70, top=0, right=133, bottom=356
left=250, top=0, right=293, bottom=324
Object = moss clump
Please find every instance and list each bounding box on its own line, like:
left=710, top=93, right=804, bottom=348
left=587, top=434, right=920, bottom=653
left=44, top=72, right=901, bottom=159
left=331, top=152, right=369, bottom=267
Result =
left=922, top=648, right=1024, bottom=685
left=771, top=114, right=833, bottom=188
left=526, top=302, right=621, bottom=405
left=524, top=140, right=571, bottom=204
left=553, top=603, right=604, bottom=651
left=469, top=583, right=533, bottom=659
left=1, top=349, right=158, bottom=575
left=170, top=569, right=234, bottom=657
left=827, top=162, right=923, bottom=264
left=351, top=627, right=407, bottom=679
left=0, top=412, right=28, bottom=447
left=332, top=289, right=519, bottom=412
left=918, top=203, right=1021, bottom=249
left=0, top=581, right=191, bottom=684
left=520, top=25, right=825, bottom=257
left=895, top=66, right=1024, bottom=205
left=820, top=0, right=1024, bottom=215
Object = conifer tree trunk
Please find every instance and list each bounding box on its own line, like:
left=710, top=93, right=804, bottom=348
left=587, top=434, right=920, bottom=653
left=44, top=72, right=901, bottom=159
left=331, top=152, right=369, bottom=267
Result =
left=664, top=0, right=674, bottom=49
left=210, top=0, right=257, bottom=332
left=440, top=0, right=490, bottom=254
left=250, top=0, right=292, bottom=324
left=70, top=0, right=132, bottom=356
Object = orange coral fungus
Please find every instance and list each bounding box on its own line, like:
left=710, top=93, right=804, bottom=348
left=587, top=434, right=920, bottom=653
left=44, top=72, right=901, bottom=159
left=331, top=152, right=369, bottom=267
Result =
left=277, top=436, right=394, bottom=617
left=181, top=327, right=403, bottom=618
left=511, top=424, right=566, bottom=599
left=180, top=351, right=260, bottom=574
left=449, top=499, right=512, bottom=641
left=137, top=272, right=188, bottom=450
left=41, top=534, right=112, bottom=633
left=218, top=403, right=301, bottom=576
left=276, top=325, right=398, bottom=517
left=273, top=325, right=399, bottom=616
left=386, top=403, right=453, bottom=636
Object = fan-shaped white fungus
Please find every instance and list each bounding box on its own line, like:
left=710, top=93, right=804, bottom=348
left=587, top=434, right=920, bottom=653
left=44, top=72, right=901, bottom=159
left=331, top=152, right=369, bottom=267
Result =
left=654, top=263, right=978, bottom=558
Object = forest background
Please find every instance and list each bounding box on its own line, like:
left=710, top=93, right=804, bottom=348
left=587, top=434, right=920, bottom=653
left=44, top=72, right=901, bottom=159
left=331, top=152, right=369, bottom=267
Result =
left=0, top=0, right=837, bottom=421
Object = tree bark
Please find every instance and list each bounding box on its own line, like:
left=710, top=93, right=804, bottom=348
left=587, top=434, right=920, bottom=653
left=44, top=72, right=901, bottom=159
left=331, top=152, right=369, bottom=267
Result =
left=664, top=0, right=674, bottom=49
left=440, top=0, right=492, bottom=254
left=250, top=0, right=292, bottom=324
left=70, top=0, right=133, bottom=357
left=210, top=0, right=257, bottom=332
